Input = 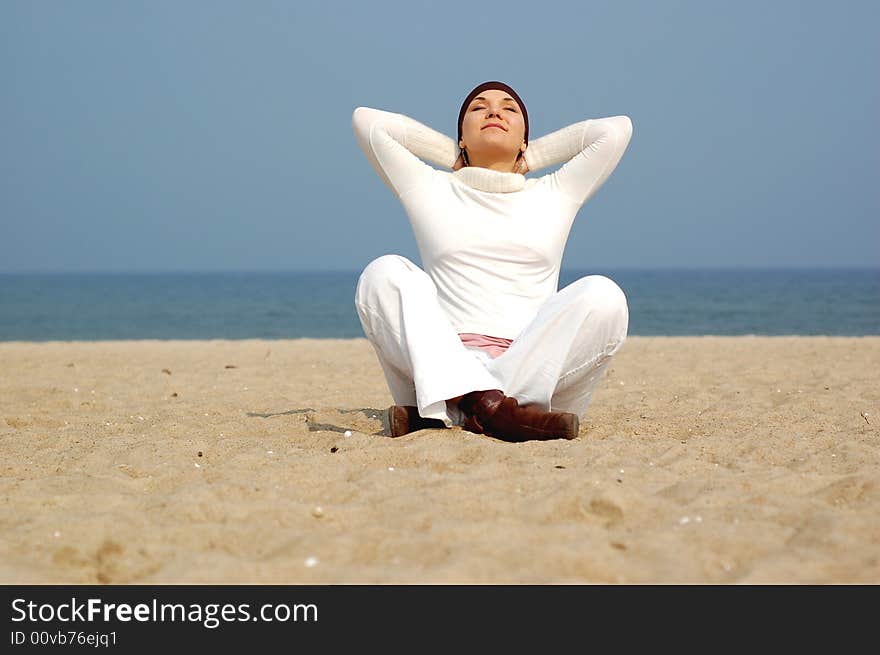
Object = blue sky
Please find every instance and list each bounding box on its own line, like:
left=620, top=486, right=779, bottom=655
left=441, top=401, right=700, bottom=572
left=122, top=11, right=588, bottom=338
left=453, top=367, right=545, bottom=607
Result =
left=1, top=0, right=877, bottom=272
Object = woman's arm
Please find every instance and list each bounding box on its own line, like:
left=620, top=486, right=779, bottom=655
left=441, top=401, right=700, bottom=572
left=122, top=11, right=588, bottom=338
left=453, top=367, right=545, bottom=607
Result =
left=352, top=107, right=458, bottom=197
left=523, top=116, right=633, bottom=206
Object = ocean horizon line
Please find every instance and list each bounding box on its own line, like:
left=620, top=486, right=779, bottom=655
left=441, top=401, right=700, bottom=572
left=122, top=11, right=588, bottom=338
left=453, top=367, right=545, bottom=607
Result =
left=1, top=266, right=878, bottom=276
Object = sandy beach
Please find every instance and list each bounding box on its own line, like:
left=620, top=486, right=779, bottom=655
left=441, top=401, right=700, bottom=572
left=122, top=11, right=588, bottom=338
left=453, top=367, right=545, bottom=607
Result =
left=1, top=336, right=878, bottom=584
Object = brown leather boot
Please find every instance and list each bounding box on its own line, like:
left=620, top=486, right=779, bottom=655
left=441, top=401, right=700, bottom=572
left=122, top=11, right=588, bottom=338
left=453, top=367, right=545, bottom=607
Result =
left=458, top=389, right=579, bottom=442
left=385, top=405, right=447, bottom=438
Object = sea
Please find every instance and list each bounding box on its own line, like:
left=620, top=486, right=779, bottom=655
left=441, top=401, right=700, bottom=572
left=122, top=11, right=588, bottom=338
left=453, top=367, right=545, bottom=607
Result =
left=0, top=269, right=877, bottom=341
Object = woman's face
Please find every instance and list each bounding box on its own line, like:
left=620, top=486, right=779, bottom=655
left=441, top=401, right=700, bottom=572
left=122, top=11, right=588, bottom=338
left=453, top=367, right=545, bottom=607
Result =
left=460, top=89, right=526, bottom=162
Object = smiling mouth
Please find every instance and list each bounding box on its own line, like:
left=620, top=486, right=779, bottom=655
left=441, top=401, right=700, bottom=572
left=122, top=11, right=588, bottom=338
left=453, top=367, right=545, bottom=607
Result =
left=482, top=124, right=506, bottom=131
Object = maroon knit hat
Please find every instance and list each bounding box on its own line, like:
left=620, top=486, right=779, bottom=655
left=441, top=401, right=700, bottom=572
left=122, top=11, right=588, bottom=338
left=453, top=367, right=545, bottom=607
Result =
left=457, top=80, right=529, bottom=147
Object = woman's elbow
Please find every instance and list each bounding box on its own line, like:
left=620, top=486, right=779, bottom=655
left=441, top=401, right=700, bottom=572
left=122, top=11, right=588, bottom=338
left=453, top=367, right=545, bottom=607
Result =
left=610, top=115, right=633, bottom=150
left=352, top=106, right=368, bottom=129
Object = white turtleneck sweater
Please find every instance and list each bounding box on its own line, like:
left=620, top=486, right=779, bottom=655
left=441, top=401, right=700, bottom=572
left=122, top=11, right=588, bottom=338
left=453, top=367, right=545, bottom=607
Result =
left=352, top=106, right=633, bottom=341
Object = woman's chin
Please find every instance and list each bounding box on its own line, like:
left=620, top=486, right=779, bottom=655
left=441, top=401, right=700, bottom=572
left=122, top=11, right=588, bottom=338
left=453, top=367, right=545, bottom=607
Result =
left=479, top=132, right=511, bottom=144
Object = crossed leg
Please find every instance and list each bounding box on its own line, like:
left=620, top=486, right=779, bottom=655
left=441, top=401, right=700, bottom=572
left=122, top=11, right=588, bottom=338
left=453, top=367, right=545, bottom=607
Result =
left=355, top=254, right=628, bottom=429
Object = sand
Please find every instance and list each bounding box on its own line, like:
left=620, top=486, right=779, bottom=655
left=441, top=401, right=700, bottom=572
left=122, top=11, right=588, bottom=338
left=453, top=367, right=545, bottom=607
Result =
left=1, top=337, right=878, bottom=584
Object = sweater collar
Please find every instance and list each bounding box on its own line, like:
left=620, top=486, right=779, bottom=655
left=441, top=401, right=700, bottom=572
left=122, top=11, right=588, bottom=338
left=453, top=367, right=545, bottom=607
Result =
left=452, top=166, right=525, bottom=193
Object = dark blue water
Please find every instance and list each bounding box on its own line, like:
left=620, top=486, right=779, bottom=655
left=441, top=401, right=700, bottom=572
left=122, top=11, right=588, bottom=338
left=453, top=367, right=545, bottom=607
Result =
left=0, top=269, right=877, bottom=341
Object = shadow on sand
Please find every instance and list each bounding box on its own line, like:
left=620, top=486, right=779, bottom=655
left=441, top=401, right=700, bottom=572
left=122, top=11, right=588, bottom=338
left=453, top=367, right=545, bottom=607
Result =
left=246, top=407, right=389, bottom=437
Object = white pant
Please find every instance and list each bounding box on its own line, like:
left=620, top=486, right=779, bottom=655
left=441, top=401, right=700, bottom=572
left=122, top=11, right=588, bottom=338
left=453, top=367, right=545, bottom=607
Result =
left=354, top=255, right=629, bottom=427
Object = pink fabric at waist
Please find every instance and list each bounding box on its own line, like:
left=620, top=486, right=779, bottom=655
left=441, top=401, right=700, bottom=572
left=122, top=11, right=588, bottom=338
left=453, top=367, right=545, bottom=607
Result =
left=458, top=333, right=513, bottom=359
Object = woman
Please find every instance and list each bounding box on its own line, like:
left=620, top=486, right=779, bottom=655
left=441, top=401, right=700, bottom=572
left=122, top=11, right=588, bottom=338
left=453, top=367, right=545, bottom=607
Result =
left=352, top=81, right=633, bottom=442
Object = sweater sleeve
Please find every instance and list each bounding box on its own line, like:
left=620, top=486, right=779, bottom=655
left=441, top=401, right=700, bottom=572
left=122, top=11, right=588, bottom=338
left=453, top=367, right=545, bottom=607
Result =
left=352, top=106, right=458, bottom=197
left=523, top=116, right=633, bottom=206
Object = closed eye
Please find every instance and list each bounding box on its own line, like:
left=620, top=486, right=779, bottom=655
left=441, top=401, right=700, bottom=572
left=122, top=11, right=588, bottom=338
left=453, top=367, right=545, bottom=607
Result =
left=470, top=106, right=517, bottom=112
